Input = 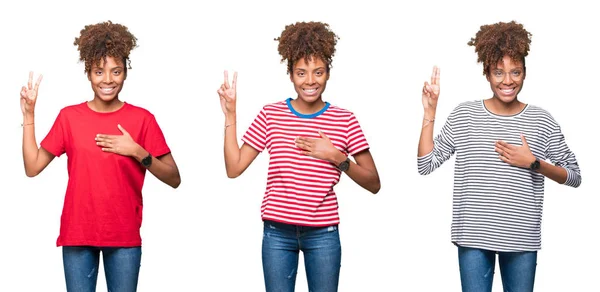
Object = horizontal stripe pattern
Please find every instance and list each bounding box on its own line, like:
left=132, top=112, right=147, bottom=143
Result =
left=243, top=99, right=370, bottom=227
left=418, top=100, right=581, bottom=251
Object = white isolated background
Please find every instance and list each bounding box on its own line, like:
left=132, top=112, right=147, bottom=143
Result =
left=0, top=0, right=598, bottom=291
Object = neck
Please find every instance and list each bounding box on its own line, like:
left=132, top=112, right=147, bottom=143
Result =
left=484, top=97, right=525, bottom=116
left=88, top=97, right=124, bottom=113
left=291, top=97, right=326, bottom=115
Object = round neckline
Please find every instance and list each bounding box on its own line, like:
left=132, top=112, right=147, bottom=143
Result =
left=83, top=101, right=129, bottom=115
left=286, top=97, right=330, bottom=118
left=481, top=100, right=528, bottom=119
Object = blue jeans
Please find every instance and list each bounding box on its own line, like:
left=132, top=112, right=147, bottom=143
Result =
left=262, top=220, right=341, bottom=292
left=458, top=245, right=537, bottom=292
left=63, top=246, right=142, bottom=292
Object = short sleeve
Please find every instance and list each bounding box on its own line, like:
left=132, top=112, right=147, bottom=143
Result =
left=242, top=109, right=268, bottom=152
left=40, top=110, right=66, bottom=157
left=346, top=113, right=370, bottom=155
left=143, top=115, right=171, bottom=158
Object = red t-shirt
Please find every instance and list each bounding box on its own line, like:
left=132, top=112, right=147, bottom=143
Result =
left=40, top=102, right=170, bottom=247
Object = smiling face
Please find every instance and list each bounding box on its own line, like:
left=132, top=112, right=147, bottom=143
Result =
left=87, top=56, right=126, bottom=102
left=290, top=56, right=329, bottom=104
left=486, top=55, right=525, bottom=104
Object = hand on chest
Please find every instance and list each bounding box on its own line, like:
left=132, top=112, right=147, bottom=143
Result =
left=67, top=117, right=145, bottom=158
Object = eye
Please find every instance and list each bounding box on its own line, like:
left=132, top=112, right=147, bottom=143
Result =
left=316, top=71, right=323, bottom=76
left=113, top=70, right=122, bottom=75
left=95, top=71, right=103, bottom=76
left=494, top=71, right=504, bottom=77
left=297, top=72, right=305, bottom=77
left=511, top=70, right=522, bottom=77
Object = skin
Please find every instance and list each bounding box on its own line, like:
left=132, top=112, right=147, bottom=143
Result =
left=21, top=56, right=180, bottom=188
left=218, top=56, right=380, bottom=194
left=418, top=57, right=568, bottom=184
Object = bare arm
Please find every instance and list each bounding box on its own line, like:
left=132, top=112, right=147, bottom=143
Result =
left=537, top=160, right=568, bottom=184
left=295, top=131, right=380, bottom=194
left=21, top=72, right=56, bottom=177
left=418, top=66, right=440, bottom=157
left=218, top=71, right=260, bottom=178
left=332, top=150, right=380, bottom=194
left=95, top=124, right=181, bottom=188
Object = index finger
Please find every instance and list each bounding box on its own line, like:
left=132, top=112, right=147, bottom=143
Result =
left=431, top=66, right=440, bottom=86
left=224, top=70, right=230, bottom=89
left=28, top=71, right=33, bottom=89
left=96, top=134, right=117, bottom=139
left=232, top=71, right=238, bottom=90
left=34, top=74, right=43, bottom=92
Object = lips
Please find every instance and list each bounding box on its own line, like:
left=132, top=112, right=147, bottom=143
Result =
left=302, top=87, right=319, bottom=96
left=100, top=86, right=116, bottom=94
left=499, top=88, right=516, bottom=95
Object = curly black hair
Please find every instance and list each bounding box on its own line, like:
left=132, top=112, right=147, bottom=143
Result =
left=73, top=20, right=138, bottom=74
left=275, top=21, right=339, bottom=74
left=468, top=21, right=532, bottom=75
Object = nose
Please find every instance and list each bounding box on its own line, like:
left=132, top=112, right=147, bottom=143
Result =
left=103, top=72, right=113, bottom=84
left=306, top=73, right=315, bottom=85
left=502, top=72, right=513, bottom=85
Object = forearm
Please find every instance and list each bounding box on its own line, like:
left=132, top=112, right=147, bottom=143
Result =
left=332, top=152, right=380, bottom=194
left=22, top=114, right=43, bottom=177
left=537, top=160, right=568, bottom=184
left=418, top=110, right=436, bottom=157
left=223, top=114, right=243, bottom=178
left=133, top=149, right=180, bottom=188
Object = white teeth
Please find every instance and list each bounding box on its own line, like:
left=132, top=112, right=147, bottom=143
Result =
left=101, top=87, right=115, bottom=92
left=304, top=88, right=317, bottom=93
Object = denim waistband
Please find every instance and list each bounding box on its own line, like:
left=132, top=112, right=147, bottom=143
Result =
left=263, top=220, right=338, bottom=233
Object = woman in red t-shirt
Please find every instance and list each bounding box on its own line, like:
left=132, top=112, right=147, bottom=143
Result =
left=20, top=21, right=181, bottom=291
left=218, top=21, right=381, bottom=292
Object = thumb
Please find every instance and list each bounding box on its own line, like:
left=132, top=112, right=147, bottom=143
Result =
left=118, top=124, right=129, bottom=136
left=520, top=133, right=529, bottom=147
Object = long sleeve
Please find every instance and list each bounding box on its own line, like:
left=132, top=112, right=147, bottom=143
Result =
left=418, top=110, right=456, bottom=175
left=545, top=123, right=581, bottom=187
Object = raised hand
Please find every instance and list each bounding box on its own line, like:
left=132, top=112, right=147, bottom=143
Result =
left=217, top=70, right=238, bottom=116
left=295, top=131, right=342, bottom=163
left=495, top=134, right=536, bottom=168
left=20, top=72, right=43, bottom=116
left=422, top=66, right=440, bottom=114
left=95, top=124, right=142, bottom=157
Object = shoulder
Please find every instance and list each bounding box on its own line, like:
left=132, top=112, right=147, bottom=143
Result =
left=262, top=100, right=288, bottom=111
left=324, top=103, right=356, bottom=119
left=123, top=102, right=155, bottom=117
left=524, top=103, right=559, bottom=126
left=453, top=100, right=481, bottom=112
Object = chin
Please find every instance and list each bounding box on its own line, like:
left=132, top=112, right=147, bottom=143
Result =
left=298, top=95, right=321, bottom=103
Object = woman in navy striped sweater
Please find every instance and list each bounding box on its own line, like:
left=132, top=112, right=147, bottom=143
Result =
left=418, top=21, right=581, bottom=292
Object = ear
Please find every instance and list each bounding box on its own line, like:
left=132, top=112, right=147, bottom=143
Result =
left=87, top=71, right=92, bottom=81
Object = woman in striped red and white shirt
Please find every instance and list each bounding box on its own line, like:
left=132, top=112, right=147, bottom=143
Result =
left=217, top=21, right=380, bottom=292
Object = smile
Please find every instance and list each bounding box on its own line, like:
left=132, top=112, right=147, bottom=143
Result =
left=100, top=87, right=116, bottom=94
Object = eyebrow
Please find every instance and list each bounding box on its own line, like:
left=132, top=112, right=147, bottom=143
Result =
left=92, top=66, right=124, bottom=70
left=294, top=67, right=326, bottom=72
left=493, top=67, right=524, bottom=71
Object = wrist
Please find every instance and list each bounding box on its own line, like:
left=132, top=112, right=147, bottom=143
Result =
left=225, top=113, right=237, bottom=125
left=331, top=151, right=347, bottom=165
left=23, top=113, right=35, bottom=123
left=134, top=146, right=149, bottom=162
left=424, top=110, right=436, bottom=120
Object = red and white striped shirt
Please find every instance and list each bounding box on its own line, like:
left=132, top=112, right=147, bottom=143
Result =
left=242, top=98, right=370, bottom=227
